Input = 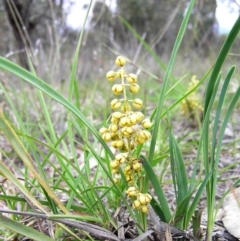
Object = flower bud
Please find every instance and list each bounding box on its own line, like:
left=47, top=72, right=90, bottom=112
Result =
left=121, top=126, right=133, bottom=137
left=126, top=73, right=137, bottom=83
left=110, top=160, right=120, bottom=169
left=139, top=194, right=147, bottom=205
left=115, top=56, right=126, bottom=67
left=112, top=112, right=122, bottom=119
left=102, top=132, right=112, bottom=141
left=142, top=119, right=152, bottom=129
left=112, top=84, right=124, bottom=95
left=127, top=114, right=137, bottom=125
left=121, top=102, right=131, bottom=112
left=99, top=127, right=108, bottom=135
left=133, top=200, right=141, bottom=209
left=132, top=98, right=143, bottom=108
left=126, top=186, right=138, bottom=197
left=106, top=71, right=117, bottom=81
left=135, top=112, right=144, bottom=122
left=132, top=162, right=142, bottom=172
left=109, top=123, right=118, bottom=133
left=115, top=153, right=128, bottom=164
left=129, top=83, right=140, bottom=93
left=141, top=205, right=148, bottom=213
left=111, top=99, right=121, bottom=109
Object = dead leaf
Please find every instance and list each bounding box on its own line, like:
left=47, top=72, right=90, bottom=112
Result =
left=222, top=186, right=240, bottom=238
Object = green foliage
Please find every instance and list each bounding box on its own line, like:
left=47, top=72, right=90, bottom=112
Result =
left=0, top=0, right=240, bottom=240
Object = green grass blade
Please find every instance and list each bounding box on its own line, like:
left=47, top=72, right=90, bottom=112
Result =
left=0, top=110, right=69, bottom=214
left=148, top=0, right=195, bottom=164
left=0, top=215, right=55, bottom=241
left=210, top=86, right=240, bottom=215
left=0, top=57, right=114, bottom=160
left=211, top=66, right=235, bottom=169
left=185, top=171, right=212, bottom=228
left=204, top=16, right=240, bottom=114
left=141, top=155, right=171, bottom=222
left=169, top=132, right=188, bottom=204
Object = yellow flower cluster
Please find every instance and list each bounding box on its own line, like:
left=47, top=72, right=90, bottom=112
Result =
left=126, top=186, right=152, bottom=213
left=99, top=56, right=152, bottom=213
left=181, top=75, right=203, bottom=118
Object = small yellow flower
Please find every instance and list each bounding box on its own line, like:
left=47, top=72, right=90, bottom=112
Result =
left=129, top=83, right=140, bottom=93
left=106, top=71, right=117, bottom=81
left=111, top=99, right=121, bottom=109
left=126, top=73, right=137, bottom=83
left=121, top=126, right=133, bottom=137
left=142, top=119, right=152, bottom=129
left=126, top=186, right=138, bottom=197
left=112, top=112, right=122, bottom=119
left=112, top=84, right=124, bottom=95
left=102, top=132, right=112, bottom=141
left=99, top=127, right=108, bottom=135
left=110, top=160, right=120, bottom=169
left=132, top=98, right=143, bottom=108
left=121, top=102, right=131, bottom=112
left=141, top=205, right=148, bottom=213
left=109, top=123, right=118, bottom=133
left=115, top=56, right=126, bottom=67
left=133, top=200, right=141, bottom=209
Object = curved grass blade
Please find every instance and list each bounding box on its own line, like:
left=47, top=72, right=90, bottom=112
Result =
left=211, top=66, right=235, bottom=168
left=0, top=57, right=114, bottom=160
left=0, top=110, right=69, bottom=213
left=169, top=132, right=188, bottom=204
left=204, top=16, right=240, bottom=114
left=141, top=155, right=171, bottom=222
left=0, top=215, right=55, bottom=241
left=184, top=170, right=212, bottom=228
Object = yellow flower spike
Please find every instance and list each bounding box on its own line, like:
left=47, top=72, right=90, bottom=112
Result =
left=112, top=84, right=124, bottom=95
left=126, top=73, right=137, bottom=83
left=133, top=200, right=141, bottom=209
left=141, top=205, right=148, bottom=213
left=129, top=83, right=140, bottom=93
left=121, top=102, right=131, bottom=112
left=106, top=71, right=117, bottom=81
left=99, top=127, right=108, bottom=135
left=111, top=99, right=122, bottom=109
left=115, top=56, right=126, bottom=67
left=132, top=98, right=143, bottom=108
left=126, top=186, right=138, bottom=197
left=142, top=119, right=152, bottom=129
left=109, top=123, right=118, bottom=133
left=110, top=160, right=120, bottom=169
